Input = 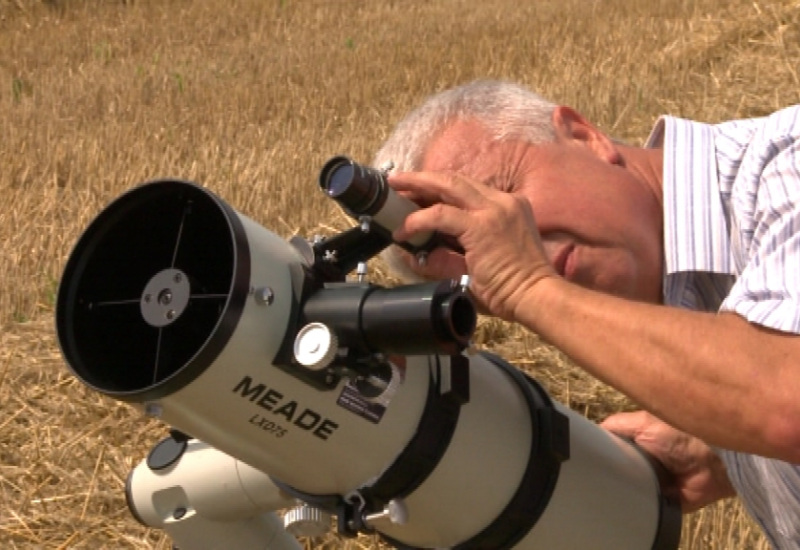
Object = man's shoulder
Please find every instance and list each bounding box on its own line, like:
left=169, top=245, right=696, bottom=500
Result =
left=714, top=105, right=800, bottom=139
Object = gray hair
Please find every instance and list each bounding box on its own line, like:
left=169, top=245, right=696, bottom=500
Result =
left=372, top=80, right=557, bottom=171
left=372, top=80, right=557, bottom=281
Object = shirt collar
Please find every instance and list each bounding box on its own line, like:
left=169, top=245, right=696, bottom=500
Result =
left=646, top=115, right=732, bottom=275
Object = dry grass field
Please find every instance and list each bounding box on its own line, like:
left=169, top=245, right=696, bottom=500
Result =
left=1, top=0, right=799, bottom=548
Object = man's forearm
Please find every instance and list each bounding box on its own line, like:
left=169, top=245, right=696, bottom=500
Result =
left=517, top=277, right=800, bottom=462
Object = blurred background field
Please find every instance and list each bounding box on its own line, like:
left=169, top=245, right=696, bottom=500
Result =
left=1, top=0, right=798, bottom=547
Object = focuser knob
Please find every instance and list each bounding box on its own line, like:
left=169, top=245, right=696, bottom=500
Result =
left=293, top=322, right=339, bottom=371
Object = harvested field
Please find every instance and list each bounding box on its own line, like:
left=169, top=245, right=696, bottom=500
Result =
left=1, top=0, right=799, bottom=547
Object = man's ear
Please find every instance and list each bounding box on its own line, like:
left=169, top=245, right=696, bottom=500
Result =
left=552, top=105, right=622, bottom=165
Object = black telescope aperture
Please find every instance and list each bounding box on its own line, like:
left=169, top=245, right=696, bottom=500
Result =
left=55, top=180, right=250, bottom=402
left=319, top=156, right=389, bottom=215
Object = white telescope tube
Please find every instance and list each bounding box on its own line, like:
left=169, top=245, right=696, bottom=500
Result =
left=56, top=180, right=681, bottom=549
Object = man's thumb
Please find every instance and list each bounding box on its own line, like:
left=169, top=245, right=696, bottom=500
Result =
left=600, top=411, right=645, bottom=438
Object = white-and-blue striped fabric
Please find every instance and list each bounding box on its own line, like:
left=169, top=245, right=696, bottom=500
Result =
left=646, top=106, right=800, bottom=549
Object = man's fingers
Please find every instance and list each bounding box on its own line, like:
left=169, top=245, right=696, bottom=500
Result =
left=389, top=171, right=493, bottom=210
left=393, top=202, right=469, bottom=243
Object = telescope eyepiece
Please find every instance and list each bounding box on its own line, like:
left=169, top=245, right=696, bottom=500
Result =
left=319, top=155, right=435, bottom=251
left=319, top=156, right=388, bottom=216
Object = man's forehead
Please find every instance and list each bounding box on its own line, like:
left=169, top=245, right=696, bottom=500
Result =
left=420, top=119, right=492, bottom=173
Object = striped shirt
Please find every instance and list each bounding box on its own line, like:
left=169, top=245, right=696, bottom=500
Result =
left=646, top=105, right=800, bottom=549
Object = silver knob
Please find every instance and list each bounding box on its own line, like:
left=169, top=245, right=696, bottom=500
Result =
left=283, top=503, right=331, bottom=538
left=293, top=322, right=338, bottom=371
left=363, top=498, right=408, bottom=527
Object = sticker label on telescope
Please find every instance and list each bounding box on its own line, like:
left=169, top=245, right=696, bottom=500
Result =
left=336, top=359, right=404, bottom=424
left=337, top=384, right=387, bottom=424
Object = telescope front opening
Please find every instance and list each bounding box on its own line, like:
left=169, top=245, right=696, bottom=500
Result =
left=56, top=180, right=249, bottom=401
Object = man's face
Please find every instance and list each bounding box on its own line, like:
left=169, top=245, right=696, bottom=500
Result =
left=420, top=117, right=664, bottom=303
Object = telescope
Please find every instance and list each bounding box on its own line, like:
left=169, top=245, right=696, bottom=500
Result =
left=55, top=157, right=681, bottom=549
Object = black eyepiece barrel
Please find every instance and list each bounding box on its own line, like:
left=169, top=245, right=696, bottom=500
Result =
left=319, top=156, right=389, bottom=216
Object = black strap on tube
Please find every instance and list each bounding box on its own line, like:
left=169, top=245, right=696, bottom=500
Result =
left=270, top=356, right=467, bottom=537
left=381, top=352, right=570, bottom=550
left=360, top=354, right=468, bottom=508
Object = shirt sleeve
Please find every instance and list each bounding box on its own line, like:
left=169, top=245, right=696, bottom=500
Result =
left=720, top=111, right=800, bottom=333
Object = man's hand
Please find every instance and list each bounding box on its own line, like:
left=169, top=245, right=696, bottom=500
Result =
left=388, top=170, right=556, bottom=322
left=601, top=411, right=736, bottom=513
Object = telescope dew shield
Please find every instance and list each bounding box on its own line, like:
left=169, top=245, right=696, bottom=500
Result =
left=56, top=180, right=253, bottom=399
left=319, top=156, right=434, bottom=250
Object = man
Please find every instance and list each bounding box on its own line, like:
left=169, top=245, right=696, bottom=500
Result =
left=373, top=79, right=800, bottom=548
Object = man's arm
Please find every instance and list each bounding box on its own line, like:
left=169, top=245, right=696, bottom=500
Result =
left=389, top=170, right=800, bottom=463
left=520, top=276, right=800, bottom=463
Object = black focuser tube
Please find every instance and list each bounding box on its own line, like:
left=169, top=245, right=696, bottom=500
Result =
left=301, top=280, right=476, bottom=356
